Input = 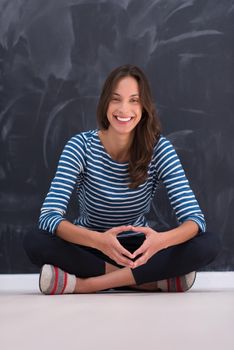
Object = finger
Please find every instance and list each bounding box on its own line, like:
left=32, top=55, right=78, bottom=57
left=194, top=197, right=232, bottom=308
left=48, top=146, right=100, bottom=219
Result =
left=112, top=250, right=134, bottom=267
left=132, top=242, right=148, bottom=258
left=132, top=246, right=145, bottom=258
left=115, top=241, right=134, bottom=259
left=132, top=253, right=149, bottom=268
left=114, top=245, right=135, bottom=264
left=117, top=255, right=134, bottom=268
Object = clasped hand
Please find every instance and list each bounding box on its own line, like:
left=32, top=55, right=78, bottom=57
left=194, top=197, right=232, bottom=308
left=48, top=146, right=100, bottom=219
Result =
left=98, top=225, right=165, bottom=269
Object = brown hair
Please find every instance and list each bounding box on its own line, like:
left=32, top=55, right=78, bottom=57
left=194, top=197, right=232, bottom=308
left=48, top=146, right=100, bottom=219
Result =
left=97, top=64, right=161, bottom=189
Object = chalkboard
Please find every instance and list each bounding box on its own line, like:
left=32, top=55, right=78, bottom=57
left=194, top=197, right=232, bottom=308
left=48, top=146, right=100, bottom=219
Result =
left=0, top=0, right=233, bottom=273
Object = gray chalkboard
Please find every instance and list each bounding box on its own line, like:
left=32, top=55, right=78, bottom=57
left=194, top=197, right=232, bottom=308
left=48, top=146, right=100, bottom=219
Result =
left=0, top=0, right=233, bottom=273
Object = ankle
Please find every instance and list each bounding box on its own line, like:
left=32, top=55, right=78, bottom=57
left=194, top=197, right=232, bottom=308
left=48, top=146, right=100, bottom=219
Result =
left=105, top=262, right=119, bottom=274
left=74, top=277, right=96, bottom=294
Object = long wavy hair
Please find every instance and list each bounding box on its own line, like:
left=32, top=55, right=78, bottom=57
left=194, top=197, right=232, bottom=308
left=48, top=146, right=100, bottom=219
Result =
left=97, top=64, right=161, bottom=189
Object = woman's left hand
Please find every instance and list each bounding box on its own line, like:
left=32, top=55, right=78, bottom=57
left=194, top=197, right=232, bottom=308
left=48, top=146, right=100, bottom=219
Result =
left=130, top=226, right=166, bottom=268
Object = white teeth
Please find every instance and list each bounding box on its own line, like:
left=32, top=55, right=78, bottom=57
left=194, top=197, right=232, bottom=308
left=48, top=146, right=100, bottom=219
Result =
left=116, top=116, right=132, bottom=122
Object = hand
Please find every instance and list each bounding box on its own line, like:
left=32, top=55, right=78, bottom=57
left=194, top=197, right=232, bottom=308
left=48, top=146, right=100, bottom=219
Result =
left=97, top=226, right=135, bottom=268
left=130, top=226, right=166, bottom=268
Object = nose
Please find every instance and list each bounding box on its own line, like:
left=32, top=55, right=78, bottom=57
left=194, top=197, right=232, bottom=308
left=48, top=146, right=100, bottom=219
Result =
left=118, top=100, right=130, bottom=115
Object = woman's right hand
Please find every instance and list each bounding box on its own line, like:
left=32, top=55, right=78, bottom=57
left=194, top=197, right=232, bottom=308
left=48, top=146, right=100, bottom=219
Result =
left=96, top=226, right=135, bottom=268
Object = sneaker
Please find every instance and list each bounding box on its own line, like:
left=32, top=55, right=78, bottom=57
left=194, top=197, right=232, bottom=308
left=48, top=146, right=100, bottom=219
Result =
left=39, top=264, right=76, bottom=295
left=157, top=271, right=196, bottom=292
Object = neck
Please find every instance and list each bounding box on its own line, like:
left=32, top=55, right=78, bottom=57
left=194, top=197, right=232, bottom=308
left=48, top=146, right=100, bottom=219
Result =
left=99, top=128, right=134, bottom=162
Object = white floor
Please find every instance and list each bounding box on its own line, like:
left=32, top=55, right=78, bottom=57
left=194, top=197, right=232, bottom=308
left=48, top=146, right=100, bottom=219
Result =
left=0, top=272, right=234, bottom=350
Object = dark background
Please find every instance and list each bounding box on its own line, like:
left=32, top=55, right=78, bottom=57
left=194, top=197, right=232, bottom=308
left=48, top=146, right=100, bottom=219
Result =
left=0, top=0, right=233, bottom=273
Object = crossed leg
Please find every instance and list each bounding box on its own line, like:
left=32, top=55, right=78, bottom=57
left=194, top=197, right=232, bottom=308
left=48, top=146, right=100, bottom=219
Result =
left=74, top=264, right=134, bottom=293
left=25, top=230, right=220, bottom=294
left=74, top=262, right=159, bottom=293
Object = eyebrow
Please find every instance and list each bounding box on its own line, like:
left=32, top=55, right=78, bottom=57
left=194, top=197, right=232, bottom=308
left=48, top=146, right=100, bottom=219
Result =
left=112, top=93, right=139, bottom=97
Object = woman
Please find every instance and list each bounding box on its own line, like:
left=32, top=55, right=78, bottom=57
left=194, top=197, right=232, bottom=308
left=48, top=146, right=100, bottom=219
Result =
left=24, top=64, right=220, bottom=294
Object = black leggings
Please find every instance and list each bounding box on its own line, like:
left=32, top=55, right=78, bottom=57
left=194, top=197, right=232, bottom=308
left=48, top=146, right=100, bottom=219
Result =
left=23, top=229, right=221, bottom=285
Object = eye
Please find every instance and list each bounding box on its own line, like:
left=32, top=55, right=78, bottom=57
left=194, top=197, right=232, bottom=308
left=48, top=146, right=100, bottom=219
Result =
left=111, top=97, right=120, bottom=102
left=130, top=98, right=139, bottom=103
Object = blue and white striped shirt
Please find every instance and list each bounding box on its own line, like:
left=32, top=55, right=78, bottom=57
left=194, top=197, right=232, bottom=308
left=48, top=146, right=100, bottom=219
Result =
left=39, top=129, right=206, bottom=235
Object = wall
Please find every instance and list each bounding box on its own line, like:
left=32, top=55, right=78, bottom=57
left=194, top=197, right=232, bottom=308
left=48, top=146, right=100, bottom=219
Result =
left=0, top=0, right=233, bottom=273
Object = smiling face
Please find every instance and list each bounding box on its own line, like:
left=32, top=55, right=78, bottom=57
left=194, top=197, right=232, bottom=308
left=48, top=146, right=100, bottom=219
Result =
left=106, top=76, right=143, bottom=136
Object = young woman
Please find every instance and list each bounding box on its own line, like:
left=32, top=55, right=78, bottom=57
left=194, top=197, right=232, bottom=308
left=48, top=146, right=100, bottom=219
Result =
left=24, top=64, right=220, bottom=294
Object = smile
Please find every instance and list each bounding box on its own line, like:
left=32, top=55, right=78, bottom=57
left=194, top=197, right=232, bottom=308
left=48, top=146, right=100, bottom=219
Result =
left=113, top=115, right=134, bottom=122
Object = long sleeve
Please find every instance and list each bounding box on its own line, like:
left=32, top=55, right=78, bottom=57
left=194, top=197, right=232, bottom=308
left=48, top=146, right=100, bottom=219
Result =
left=154, top=136, right=206, bottom=232
left=39, top=134, right=86, bottom=234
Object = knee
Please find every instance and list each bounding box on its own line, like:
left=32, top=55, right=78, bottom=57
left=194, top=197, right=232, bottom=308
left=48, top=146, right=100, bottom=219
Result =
left=204, top=231, right=222, bottom=261
left=23, top=229, right=47, bottom=266
left=23, top=231, right=37, bottom=258
left=193, top=231, right=222, bottom=266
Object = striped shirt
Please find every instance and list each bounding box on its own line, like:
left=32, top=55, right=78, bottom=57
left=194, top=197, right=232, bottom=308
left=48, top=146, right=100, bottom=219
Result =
left=39, top=129, right=206, bottom=236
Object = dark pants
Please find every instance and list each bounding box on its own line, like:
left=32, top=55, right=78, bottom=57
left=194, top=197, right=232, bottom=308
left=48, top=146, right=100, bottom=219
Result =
left=23, top=229, right=221, bottom=285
